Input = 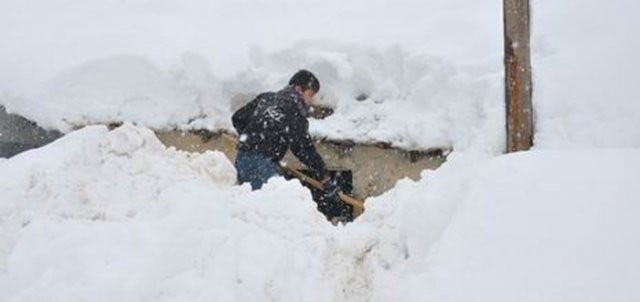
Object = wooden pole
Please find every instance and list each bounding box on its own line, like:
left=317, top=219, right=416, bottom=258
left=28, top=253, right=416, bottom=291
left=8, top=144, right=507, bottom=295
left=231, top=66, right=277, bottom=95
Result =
left=504, top=0, right=533, bottom=152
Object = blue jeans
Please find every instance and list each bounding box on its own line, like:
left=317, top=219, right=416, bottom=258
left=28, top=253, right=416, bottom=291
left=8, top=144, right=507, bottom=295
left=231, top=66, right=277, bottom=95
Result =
left=234, top=150, right=280, bottom=190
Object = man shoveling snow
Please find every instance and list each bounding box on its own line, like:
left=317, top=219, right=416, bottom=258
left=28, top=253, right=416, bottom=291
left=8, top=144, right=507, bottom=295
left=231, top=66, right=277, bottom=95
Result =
left=231, top=70, right=356, bottom=222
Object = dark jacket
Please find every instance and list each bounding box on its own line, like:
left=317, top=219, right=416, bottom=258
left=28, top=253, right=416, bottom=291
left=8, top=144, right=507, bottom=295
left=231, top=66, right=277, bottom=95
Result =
left=232, top=86, right=328, bottom=179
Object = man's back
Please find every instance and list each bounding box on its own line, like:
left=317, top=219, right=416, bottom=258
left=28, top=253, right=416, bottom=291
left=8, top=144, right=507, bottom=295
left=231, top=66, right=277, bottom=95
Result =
left=234, top=87, right=301, bottom=159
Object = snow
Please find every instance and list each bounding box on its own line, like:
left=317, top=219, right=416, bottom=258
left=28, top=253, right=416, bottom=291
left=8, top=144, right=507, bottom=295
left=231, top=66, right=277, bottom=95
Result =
left=385, top=150, right=640, bottom=301
left=0, top=0, right=503, bottom=152
left=1, top=0, right=640, bottom=301
left=2, top=1, right=639, bottom=150
left=0, top=124, right=340, bottom=301
left=532, top=1, right=640, bottom=148
left=2, top=126, right=639, bottom=301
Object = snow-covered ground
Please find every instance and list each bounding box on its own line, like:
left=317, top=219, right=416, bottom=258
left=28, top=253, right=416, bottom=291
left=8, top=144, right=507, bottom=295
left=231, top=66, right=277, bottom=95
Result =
left=1, top=125, right=638, bottom=301
left=1, top=0, right=640, bottom=301
left=3, top=1, right=638, bottom=151
left=0, top=0, right=504, bottom=152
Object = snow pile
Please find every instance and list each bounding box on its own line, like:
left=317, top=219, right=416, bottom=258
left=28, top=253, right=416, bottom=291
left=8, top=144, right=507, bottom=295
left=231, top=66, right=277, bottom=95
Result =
left=0, top=124, right=354, bottom=301
left=0, top=43, right=503, bottom=152
left=1, top=0, right=640, bottom=300
left=230, top=43, right=504, bottom=151
left=1, top=125, right=639, bottom=301
left=0, top=0, right=503, bottom=152
left=3, top=54, right=226, bottom=132
left=532, top=1, right=640, bottom=148
left=2, top=0, right=640, bottom=151
left=375, top=149, right=640, bottom=301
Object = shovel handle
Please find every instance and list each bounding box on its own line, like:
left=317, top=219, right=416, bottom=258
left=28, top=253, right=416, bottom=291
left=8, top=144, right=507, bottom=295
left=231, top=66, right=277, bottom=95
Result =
left=281, top=164, right=365, bottom=211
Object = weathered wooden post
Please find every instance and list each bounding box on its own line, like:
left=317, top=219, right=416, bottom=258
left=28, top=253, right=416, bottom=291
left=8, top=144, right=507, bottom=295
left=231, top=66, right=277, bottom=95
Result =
left=504, top=0, right=533, bottom=152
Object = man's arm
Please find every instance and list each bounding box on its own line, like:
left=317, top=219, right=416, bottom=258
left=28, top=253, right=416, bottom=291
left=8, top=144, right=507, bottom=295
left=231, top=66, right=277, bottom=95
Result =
left=289, top=116, right=328, bottom=180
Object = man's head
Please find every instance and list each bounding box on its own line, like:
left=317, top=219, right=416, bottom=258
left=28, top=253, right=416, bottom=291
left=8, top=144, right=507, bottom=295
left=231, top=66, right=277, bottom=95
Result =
left=289, top=69, right=320, bottom=106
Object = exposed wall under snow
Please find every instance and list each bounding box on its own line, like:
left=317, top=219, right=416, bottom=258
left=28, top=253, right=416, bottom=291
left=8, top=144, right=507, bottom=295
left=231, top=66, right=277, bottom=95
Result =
left=0, top=106, right=62, bottom=158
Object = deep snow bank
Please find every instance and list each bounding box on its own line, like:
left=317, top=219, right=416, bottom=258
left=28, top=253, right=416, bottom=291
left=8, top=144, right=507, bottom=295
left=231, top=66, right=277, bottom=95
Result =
left=0, top=0, right=504, bottom=153
left=0, top=124, right=402, bottom=301
left=0, top=124, right=337, bottom=301
left=532, top=0, right=640, bottom=148
left=0, top=44, right=503, bottom=153
left=226, top=42, right=504, bottom=151
left=2, top=124, right=639, bottom=301
left=373, top=149, right=640, bottom=301
left=2, top=0, right=640, bottom=153
left=0, top=54, right=226, bottom=132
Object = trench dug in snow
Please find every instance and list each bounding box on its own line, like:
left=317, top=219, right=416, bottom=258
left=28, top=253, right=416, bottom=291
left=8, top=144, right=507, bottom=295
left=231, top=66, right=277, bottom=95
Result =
left=155, top=128, right=448, bottom=219
left=1, top=104, right=448, bottom=222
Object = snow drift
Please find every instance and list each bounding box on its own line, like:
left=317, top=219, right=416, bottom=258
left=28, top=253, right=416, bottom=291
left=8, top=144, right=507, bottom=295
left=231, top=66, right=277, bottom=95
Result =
left=1, top=0, right=639, bottom=301
left=1, top=124, right=639, bottom=301
left=0, top=124, right=347, bottom=301
left=0, top=44, right=503, bottom=153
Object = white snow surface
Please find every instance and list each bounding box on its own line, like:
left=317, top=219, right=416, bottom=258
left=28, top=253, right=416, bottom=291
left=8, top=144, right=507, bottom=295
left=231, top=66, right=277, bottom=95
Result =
left=0, top=0, right=505, bottom=152
left=1, top=124, right=639, bottom=301
left=1, top=0, right=640, bottom=301
left=2, top=0, right=638, bottom=150
left=532, top=0, right=640, bottom=149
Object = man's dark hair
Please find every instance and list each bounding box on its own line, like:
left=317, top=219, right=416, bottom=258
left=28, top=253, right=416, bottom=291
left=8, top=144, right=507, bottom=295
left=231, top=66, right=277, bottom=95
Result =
left=288, top=69, right=320, bottom=93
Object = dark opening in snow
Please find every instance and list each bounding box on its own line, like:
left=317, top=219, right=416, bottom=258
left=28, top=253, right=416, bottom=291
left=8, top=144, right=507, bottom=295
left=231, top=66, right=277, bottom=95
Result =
left=285, top=169, right=354, bottom=223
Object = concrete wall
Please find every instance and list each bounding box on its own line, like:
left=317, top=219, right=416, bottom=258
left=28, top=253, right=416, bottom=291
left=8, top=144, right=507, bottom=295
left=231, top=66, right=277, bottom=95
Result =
left=0, top=106, right=62, bottom=158
left=155, top=130, right=446, bottom=201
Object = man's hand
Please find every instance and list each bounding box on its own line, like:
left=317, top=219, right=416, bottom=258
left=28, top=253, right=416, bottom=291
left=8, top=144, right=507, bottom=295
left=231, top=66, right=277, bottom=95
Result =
left=322, top=177, right=341, bottom=200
